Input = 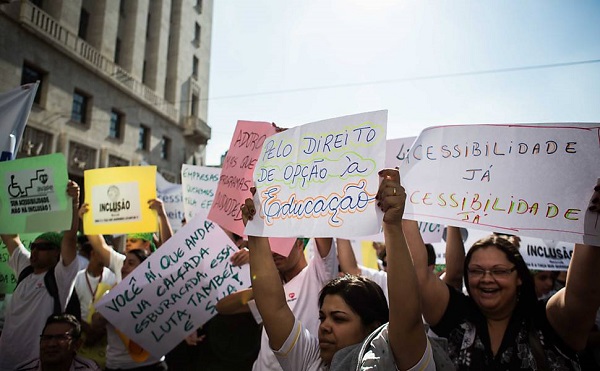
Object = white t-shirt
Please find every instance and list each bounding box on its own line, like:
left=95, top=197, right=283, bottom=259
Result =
left=250, top=245, right=338, bottom=371
left=107, top=248, right=125, bottom=282
left=359, top=265, right=388, bottom=302
left=105, top=324, right=163, bottom=369
left=274, top=318, right=436, bottom=371
left=0, top=244, right=79, bottom=370
left=103, top=248, right=164, bottom=368
left=74, top=267, right=117, bottom=321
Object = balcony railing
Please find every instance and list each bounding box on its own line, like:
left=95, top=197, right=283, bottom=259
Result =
left=183, top=116, right=211, bottom=144
left=18, top=2, right=179, bottom=122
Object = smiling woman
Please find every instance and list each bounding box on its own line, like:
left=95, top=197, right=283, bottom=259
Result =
left=403, top=180, right=600, bottom=370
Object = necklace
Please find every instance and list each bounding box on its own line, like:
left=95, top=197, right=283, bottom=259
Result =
left=85, top=270, right=102, bottom=298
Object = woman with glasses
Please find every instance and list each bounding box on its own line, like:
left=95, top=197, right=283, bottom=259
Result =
left=403, top=182, right=600, bottom=370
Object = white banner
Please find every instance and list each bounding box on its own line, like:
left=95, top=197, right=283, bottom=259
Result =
left=401, top=124, right=600, bottom=245
left=95, top=214, right=251, bottom=358
left=246, top=110, right=388, bottom=238
left=181, top=165, right=221, bottom=221
left=0, top=83, right=39, bottom=161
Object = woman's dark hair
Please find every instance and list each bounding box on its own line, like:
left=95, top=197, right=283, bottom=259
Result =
left=127, top=248, right=149, bottom=264
left=44, top=313, right=81, bottom=339
left=318, top=275, right=389, bottom=328
left=464, top=234, right=537, bottom=312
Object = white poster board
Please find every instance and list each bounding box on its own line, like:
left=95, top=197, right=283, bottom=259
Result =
left=95, top=214, right=251, bottom=358
left=401, top=124, right=600, bottom=245
left=181, top=165, right=221, bottom=221
left=246, top=110, right=388, bottom=238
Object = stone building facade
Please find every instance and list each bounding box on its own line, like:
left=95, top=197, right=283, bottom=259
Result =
left=0, top=0, right=212, bottom=187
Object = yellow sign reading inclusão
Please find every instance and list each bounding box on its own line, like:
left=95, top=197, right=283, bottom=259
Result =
left=84, top=166, right=157, bottom=235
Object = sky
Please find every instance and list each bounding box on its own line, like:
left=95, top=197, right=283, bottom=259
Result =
left=204, top=0, right=600, bottom=166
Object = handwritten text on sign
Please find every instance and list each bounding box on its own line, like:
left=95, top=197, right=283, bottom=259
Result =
left=95, top=215, right=250, bottom=358
left=181, top=165, right=221, bottom=221
left=400, top=124, right=600, bottom=245
left=246, top=110, right=387, bottom=238
left=208, top=121, right=276, bottom=236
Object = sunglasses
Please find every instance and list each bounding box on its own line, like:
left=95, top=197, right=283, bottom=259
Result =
left=30, top=242, right=59, bottom=251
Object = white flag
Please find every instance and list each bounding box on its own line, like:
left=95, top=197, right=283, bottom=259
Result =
left=0, top=82, right=39, bottom=161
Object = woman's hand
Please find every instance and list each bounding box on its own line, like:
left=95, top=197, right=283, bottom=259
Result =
left=376, top=168, right=406, bottom=224
left=148, top=198, right=167, bottom=217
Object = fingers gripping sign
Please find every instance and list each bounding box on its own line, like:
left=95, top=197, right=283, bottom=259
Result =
left=377, top=168, right=406, bottom=224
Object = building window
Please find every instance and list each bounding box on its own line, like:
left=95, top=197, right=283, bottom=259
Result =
left=21, top=63, right=46, bottom=105
left=192, top=56, right=199, bottom=79
left=146, top=13, right=151, bottom=39
left=142, top=60, right=147, bottom=83
left=191, top=93, right=199, bottom=116
left=115, top=38, right=121, bottom=64
left=109, top=110, right=124, bottom=139
left=78, top=9, right=89, bottom=40
left=138, top=125, right=150, bottom=151
left=193, top=23, right=201, bottom=47
left=31, top=0, right=43, bottom=8
left=71, top=90, right=90, bottom=124
left=195, top=0, right=202, bottom=13
left=160, top=136, right=171, bottom=160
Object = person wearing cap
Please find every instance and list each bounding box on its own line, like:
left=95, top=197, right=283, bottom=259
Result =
left=0, top=180, right=80, bottom=370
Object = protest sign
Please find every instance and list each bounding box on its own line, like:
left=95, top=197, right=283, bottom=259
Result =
left=401, top=124, right=600, bottom=245
left=83, top=166, right=157, bottom=235
left=0, top=153, right=71, bottom=233
left=246, top=110, right=387, bottom=238
left=208, top=121, right=277, bottom=236
left=181, top=165, right=221, bottom=221
left=95, top=213, right=251, bottom=358
left=432, top=227, right=573, bottom=270
left=156, top=172, right=184, bottom=232
left=518, top=237, right=573, bottom=271
left=386, top=136, right=417, bottom=170
left=0, top=82, right=39, bottom=161
left=0, top=233, right=38, bottom=293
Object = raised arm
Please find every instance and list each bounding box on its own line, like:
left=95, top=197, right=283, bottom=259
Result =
left=0, top=234, right=21, bottom=257
left=60, top=180, right=80, bottom=266
left=79, top=203, right=112, bottom=268
left=315, top=237, right=333, bottom=258
left=242, top=196, right=295, bottom=350
left=402, top=219, right=449, bottom=326
left=149, top=198, right=173, bottom=247
left=336, top=238, right=361, bottom=275
left=547, top=182, right=600, bottom=351
left=442, top=226, right=465, bottom=291
left=379, top=169, right=428, bottom=370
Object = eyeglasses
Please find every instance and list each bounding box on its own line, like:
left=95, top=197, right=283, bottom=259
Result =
left=30, top=242, right=58, bottom=251
left=468, top=266, right=516, bottom=279
left=40, top=333, right=73, bottom=344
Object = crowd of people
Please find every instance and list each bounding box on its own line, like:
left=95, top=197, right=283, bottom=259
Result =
left=0, top=172, right=599, bottom=371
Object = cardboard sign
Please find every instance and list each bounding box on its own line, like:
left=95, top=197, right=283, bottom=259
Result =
left=95, top=213, right=251, bottom=358
left=401, top=124, right=600, bottom=245
left=208, top=121, right=277, bottom=236
left=246, top=110, right=388, bottom=238
left=0, top=153, right=71, bottom=233
left=83, top=166, right=157, bottom=235
left=181, top=165, right=221, bottom=221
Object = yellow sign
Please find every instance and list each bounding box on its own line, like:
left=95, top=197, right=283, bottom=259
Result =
left=84, top=166, right=157, bottom=235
